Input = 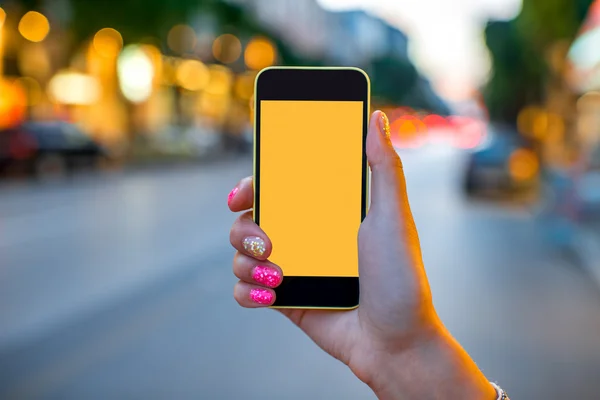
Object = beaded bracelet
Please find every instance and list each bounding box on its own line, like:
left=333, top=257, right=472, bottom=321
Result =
left=490, top=382, right=509, bottom=399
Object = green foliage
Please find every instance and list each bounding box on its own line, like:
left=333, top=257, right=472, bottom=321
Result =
left=484, top=0, right=594, bottom=123
left=67, top=0, right=303, bottom=64
left=371, top=56, right=418, bottom=103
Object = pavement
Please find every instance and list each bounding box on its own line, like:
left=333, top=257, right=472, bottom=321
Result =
left=1, top=147, right=600, bottom=399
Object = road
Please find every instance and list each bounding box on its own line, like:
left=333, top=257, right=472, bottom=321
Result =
left=1, top=148, right=600, bottom=399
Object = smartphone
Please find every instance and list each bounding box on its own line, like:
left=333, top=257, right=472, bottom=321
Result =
left=253, top=67, right=370, bottom=309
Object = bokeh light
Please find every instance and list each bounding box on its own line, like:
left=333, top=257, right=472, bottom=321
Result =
left=449, top=116, right=486, bottom=149
left=212, top=34, right=242, bottom=64
left=423, top=114, right=448, bottom=130
left=93, top=28, right=123, bottom=58
left=0, top=79, right=27, bottom=129
left=117, top=45, right=155, bottom=103
left=244, top=36, right=276, bottom=70
left=205, top=65, right=233, bottom=95
left=167, top=24, right=196, bottom=54
left=18, top=11, right=50, bottom=43
left=508, top=148, right=539, bottom=182
left=141, top=44, right=163, bottom=85
left=48, top=71, right=100, bottom=105
left=176, top=59, right=209, bottom=91
left=0, top=7, right=6, bottom=28
left=518, top=107, right=565, bottom=141
left=391, top=115, right=426, bottom=148
left=234, top=72, right=256, bottom=100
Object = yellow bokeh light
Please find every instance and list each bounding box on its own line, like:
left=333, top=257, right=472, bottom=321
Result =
left=18, top=11, right=50, bottom=42
left=93, top=28, right=123, bottom=58
left=161, top=57, right=177, bottom=85
left=168, top=24, right=196, bottom=54
left=234, top=72, right=256, bottom=100
left=141, top=44, right=163, bottom=85
left=205, top=65, right=233, bottom=95
left=508, top=149, right=539, bottom=182
left=517, top=106, right=548, bottom=139
left=198, top=91, right=230, bottom=119
left=212, top=34, right=241, bottom=64
left=176, top=59, right=209, bottom=91
left=244, top=37, right=276, bottom=70
left=0, top=8, right=6, bottom=28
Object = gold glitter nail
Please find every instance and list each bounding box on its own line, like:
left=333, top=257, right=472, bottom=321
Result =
left=243, top=236, right=266, bottom=257
left=380, top=112, right=391, bottom=139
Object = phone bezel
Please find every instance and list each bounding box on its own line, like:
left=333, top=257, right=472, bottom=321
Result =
left=254, top=67, right=369, bottom=309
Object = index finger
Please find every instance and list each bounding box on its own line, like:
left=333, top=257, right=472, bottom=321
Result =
left=228, top=176, right=254, bottom=212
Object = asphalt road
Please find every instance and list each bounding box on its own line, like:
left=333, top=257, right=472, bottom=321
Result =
left=1, top=148, right=600, bottom=399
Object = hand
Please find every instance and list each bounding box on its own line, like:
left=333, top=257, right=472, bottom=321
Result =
left=228, top=111, right=496, bottom=399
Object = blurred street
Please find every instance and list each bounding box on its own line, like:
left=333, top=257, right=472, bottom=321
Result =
left=1, top=148, right=600, bottom=399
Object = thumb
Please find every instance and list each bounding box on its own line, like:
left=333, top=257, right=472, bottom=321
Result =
left=365, top=111, right=422, bottom=255
left=366, top=111, right=408, bottom=216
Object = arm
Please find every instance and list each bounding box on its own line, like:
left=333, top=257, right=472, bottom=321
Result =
left=369, top=325, right=496, bottom=399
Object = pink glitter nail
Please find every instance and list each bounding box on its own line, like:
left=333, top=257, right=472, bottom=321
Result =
left=252, top=266, right=282, bottom=288
left=227, top=187, right=239, bottom=206
left=250, top=288, right=274, bottom=305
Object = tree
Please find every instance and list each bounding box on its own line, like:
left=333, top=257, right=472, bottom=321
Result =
left=484, top=0, right=594, bottom=124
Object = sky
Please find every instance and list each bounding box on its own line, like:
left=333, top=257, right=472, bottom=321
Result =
left=317, top=0, right=522, bottom=100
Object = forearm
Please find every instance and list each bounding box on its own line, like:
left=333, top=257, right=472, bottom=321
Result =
left=369, top=326, right=496, bottom=400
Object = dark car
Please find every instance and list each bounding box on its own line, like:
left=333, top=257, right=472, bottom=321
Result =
left=0, top=121, right=107, bottom=178
left=464, top=125, right=539, bottom=196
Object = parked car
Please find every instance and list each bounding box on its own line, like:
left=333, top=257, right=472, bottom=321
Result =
left=463, top=125, right=538, bottom=196
left=0, top=121, right=107, bottom=178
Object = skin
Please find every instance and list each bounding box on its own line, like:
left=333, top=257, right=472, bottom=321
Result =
left=228, top=111, right=497, bottom=399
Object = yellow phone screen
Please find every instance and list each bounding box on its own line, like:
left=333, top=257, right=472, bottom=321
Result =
left=259, top=100, right=364, bottom=277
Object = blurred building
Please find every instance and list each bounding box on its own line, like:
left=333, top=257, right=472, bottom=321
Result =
left=325, top=10, right=408, bottom=66
left=225, top=0, right=409, bottom=66
left=225, top=0, right=330, bottom=59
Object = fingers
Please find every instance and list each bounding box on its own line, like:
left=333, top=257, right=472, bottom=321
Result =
left=234, top=281, right=276, bottom=307
left=228, top=176, right=254, bottom=212
left=233, top=252, right=283, bottom=288
left=230, top=211, right=271, bottom=260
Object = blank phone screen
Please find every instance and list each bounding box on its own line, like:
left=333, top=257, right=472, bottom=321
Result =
left=258, top=100, right=364, bottom=277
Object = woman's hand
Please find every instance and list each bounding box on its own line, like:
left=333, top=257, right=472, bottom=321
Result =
left=228, top=111, right=496, bottom=399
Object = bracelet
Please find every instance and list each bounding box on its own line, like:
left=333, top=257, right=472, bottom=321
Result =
left=490, top=382, right=509, bottom=400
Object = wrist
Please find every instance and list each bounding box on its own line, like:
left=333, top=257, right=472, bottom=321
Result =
left=367, top=322, right=496, bottom=400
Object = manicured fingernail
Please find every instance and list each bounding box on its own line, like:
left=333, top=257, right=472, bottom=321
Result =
left=380, top=111, right=391, bottom=139
left=243, top=236, right=266, bottom=257
left=252, top=265, right=282, bottom=288
left=250, top=288, right=274, bottom=305
left=228, top=187, right=239, bottom=206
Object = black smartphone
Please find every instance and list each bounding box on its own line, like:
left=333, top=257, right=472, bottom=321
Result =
left=254, top=67, right=370, bottom=309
